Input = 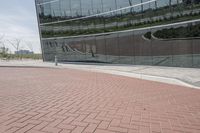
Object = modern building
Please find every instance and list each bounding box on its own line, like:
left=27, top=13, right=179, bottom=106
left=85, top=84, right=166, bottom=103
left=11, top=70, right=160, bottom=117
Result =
left=35, top=0, right=200, bottom=68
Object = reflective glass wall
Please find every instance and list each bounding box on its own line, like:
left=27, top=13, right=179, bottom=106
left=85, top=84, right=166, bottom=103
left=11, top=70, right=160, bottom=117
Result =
left=36, top=0, right=200, bottom=68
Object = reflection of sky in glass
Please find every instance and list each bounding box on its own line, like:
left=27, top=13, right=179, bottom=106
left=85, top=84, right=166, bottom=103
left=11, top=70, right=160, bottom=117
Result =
left=40, top=0, right=180, bottom=17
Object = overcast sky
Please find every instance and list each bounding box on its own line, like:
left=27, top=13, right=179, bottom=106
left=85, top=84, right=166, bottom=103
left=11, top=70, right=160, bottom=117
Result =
left=0, top=0, right=41, bottom=53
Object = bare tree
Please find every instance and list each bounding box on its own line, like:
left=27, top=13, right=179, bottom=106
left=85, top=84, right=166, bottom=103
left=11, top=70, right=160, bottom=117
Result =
left=7, top=38, right=22, bottom=59
left=0, top=34, right=10, bottom=59
left=0, top=34, right=6, bottom=52
left=0, top=34, right=4, bottom=40
left=0, top=34, right=5, bottom=47
left=128, top=0, right=134, bottom=16
left=169, top=0, right=172, bottom=12
left=141, top=0, right=143, bottom=13
left=7, top=38, right=21, bottom=53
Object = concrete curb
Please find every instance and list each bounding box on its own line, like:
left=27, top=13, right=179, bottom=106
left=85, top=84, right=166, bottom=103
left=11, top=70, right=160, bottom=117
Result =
left=53, top=65, right=200, bottom=89
left=95, top=69, right=200, bottom=89
left=74, top=68, right=200, bottom=89
left=0, top=65, right=54, bottom=69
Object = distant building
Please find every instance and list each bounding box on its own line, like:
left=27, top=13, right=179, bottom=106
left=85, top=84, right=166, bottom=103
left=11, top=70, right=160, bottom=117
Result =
left=15, top=50, right=34, bottom=55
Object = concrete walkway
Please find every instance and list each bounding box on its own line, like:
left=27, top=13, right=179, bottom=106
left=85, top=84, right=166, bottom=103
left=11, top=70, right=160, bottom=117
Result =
left=0, top=67, right=200, bottom=133
left=0, top=60, right=200, bottom=89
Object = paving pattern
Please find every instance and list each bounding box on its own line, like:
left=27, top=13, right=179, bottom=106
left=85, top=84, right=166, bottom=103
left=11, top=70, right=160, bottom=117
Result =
left=0, top=67, right=200, bottom=133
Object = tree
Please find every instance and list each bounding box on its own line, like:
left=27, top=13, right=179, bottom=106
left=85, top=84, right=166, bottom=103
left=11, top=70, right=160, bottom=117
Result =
left=0, top=47, right=9, bottom=58
left=182, top=0, right=200, bottom=4
left=128, top=0, right=135, bottom=16
left=194, top=0, right=200, bottom=4
left=8, top=38, right=22, bottom=57
left=7, top=38, right=21, bottom=53
left=0, top=34, right=5, bottom=46
left=141, top=0, right=144, bottom=13
left=0, top=34, right=10, bottom=59
left=169, top=0, right=172, bottom=12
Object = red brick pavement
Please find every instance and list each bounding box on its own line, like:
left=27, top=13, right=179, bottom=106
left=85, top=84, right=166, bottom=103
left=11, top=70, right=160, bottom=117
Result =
left=0, top=67, right=200, bottom=133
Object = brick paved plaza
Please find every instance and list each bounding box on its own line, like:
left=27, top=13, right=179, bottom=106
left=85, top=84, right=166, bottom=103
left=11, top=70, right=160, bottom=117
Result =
left=0, top=67, right=200, bottom=133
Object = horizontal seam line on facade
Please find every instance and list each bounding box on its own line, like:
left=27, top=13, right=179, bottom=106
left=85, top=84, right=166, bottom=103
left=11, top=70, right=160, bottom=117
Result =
left=37, top=0, right=59, bottom=6
left=41, top=18, right=200, bottom=40
left=39, top=0, right=156, bottom=26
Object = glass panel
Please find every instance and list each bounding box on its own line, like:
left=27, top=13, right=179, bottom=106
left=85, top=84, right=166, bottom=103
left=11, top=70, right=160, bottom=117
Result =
left=105, top=34, right=119, bottom=63
left=71, top=0, right=82, bottom=18
left=84, top=36, right=96, bottom=62
left=116, top=0, right=130, bottom=9
left=60, top=0, right=71, bottom=19
left=95, top=35, right=107, bottom=62
left=103, top=0, right=117, bottom=12
left=44, top=40, right=56, bottom=61
left=192, top=39, right=200, bottom=68
left=118, top=31, right=134, bottom=64
left=151, top=30, right=173, bottom=67
left=170, top=23, right=193, bottom=67
left=134, top=28, right=152, bottom=65
left=50, top=1, right=61, bottom=20
left=93, top=0, right=103, bottom=14
left=63, top=38, right=74, bottom=61
left=39, top=3, right=52, bottom=23
left=81, top=0, right=93, bottom=16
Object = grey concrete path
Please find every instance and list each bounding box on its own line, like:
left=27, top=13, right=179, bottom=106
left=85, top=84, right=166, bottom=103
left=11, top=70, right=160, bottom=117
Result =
left=0, top=60, right=200, bottom=89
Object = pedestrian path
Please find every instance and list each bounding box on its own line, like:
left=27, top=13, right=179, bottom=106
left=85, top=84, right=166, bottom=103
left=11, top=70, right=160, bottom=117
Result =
left=1, top=60, right=199, bottom=89
left=0, top=67, right=200, bottom=133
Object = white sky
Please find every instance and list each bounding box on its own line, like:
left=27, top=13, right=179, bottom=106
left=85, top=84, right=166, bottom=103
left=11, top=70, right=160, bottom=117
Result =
left=0, top=0, right=41, bottom=53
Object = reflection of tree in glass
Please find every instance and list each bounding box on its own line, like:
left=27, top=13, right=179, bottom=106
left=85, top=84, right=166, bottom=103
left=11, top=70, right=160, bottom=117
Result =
left=128, top=0, right=134, bottom=15
left=153, top=23, right=200, bottom=39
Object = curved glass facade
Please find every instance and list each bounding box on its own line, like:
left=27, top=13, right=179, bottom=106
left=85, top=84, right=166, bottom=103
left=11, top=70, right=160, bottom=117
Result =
left=36, top=0, right=200, bottom=67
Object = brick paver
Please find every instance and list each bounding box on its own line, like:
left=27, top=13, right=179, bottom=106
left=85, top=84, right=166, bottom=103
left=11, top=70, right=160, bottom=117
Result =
left=0, top=67, right=200, bottom=133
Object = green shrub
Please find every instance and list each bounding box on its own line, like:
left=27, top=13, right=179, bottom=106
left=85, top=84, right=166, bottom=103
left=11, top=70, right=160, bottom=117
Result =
left=153, top=24, right=200, bottom=39
left=144, top=32, right=152, bottom=39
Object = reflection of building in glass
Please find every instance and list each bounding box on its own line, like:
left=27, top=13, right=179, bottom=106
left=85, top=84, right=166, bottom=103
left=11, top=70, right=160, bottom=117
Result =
left=35, top=0, right=200, bottom=68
